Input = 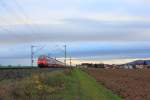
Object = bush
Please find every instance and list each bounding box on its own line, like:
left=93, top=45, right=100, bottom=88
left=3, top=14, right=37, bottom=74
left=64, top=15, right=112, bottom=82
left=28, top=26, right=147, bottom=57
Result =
left=0, top=71, right=66, bottom=100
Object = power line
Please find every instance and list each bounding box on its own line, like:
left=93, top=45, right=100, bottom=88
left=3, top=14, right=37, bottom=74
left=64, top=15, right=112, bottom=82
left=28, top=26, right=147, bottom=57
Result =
left=13, top=0, right=45, bottom=38
left=0, top=0, right=24, bottom=22
left=0, top=9, right=23, bottom=38
left=13, top=0, right=31, bottom=21
left=12, top=0, right=37, bottom=33
left=0, top=0, right=36, bottom=35
left=0, top=15, right=15, bottom=33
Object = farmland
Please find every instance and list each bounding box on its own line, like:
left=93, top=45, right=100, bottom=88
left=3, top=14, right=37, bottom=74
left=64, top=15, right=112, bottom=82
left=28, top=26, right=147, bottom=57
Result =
left=86, top=68, right=150, bottom=100
left=0, top=68, right=122, bottom=100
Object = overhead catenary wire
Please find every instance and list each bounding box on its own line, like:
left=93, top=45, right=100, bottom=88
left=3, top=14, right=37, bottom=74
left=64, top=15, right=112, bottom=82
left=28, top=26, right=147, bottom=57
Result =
left=12, top=0, right=39, bottom=33
left=0, top=0, right=36, bottom=35
left=0, top=0, right=43, bottom=64
left=0, top=0, right=25, bottom=24
left=0, top=3, right=24, bottom=39
left=13, top=0, right=45, bottom=40
left=0, top=1, right=33, bottom=42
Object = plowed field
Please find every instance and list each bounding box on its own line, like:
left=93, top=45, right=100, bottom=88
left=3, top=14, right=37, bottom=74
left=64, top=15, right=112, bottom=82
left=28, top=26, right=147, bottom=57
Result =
left=86, top=68, right=150, bottom=100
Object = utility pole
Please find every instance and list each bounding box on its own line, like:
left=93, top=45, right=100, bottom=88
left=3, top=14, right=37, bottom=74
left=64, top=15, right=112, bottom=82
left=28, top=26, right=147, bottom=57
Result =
left=70, top=57, right=72, bottom=67
left=64, top=45, right=67, bottom=67
left=31, top=45, right=34, bottom=67
left=31, top=45, right=45, bottom=67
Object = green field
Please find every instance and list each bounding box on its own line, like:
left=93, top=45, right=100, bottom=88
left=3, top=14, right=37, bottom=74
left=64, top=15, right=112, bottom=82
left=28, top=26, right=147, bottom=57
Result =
left=0, top=69, right=122, bottom=100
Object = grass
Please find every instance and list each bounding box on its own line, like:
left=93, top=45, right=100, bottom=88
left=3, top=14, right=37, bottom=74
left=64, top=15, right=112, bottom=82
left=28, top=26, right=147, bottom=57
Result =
left=0, top=69, right=122, bottom=100
left=62, top=69, right=122, bottom=100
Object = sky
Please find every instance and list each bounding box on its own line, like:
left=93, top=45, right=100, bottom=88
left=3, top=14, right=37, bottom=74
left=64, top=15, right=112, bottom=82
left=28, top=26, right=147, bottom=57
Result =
left=0, top=0, right=150, bottom=66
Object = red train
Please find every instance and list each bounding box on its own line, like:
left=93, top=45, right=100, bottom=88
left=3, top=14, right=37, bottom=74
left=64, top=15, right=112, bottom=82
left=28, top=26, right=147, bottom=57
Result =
left=37, top=55, right=65, bottom=68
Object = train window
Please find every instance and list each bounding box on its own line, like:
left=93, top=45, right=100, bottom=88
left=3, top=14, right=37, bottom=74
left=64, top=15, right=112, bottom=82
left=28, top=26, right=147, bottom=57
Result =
left=39, top=55, right=45, bottom=60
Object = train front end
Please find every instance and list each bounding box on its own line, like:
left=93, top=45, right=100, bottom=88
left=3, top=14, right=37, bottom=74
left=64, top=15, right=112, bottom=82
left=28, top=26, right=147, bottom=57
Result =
left=37, top=56, right=47, bottom=68
left=37, top=55, right=65, bottom=68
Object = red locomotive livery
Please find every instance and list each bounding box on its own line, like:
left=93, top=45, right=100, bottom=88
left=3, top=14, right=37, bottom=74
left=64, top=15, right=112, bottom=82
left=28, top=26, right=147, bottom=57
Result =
left=37, top=55, right=65, bottom=68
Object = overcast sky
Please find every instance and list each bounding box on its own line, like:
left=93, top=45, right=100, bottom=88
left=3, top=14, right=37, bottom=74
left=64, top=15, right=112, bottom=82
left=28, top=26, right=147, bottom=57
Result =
left=0, top=0, right=150, bottom=66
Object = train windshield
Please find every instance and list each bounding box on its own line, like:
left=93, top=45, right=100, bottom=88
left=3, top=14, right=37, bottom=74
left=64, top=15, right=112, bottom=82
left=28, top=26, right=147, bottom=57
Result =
left=39, top=56, right=45, bottom=60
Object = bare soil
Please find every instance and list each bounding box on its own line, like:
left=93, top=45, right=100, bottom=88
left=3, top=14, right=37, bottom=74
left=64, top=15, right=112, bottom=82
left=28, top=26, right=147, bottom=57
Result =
left=86, top=68, right=150, bottom=100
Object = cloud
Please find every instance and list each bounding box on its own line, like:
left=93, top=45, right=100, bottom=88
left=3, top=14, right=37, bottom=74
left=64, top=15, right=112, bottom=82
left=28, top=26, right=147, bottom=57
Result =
left=0, top=20, right=150, bottom=45
left=123, top=0, right=150, bottom=4
left=0, top=0, right=150, bottom=65
left=1, top=11, right=150, bottom=26
left=0, top=32, right=148, bottom=44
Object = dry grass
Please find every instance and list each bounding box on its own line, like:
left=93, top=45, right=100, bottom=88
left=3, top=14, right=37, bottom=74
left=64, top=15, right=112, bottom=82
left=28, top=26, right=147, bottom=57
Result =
left=0, top=70, right=65, bottom=100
